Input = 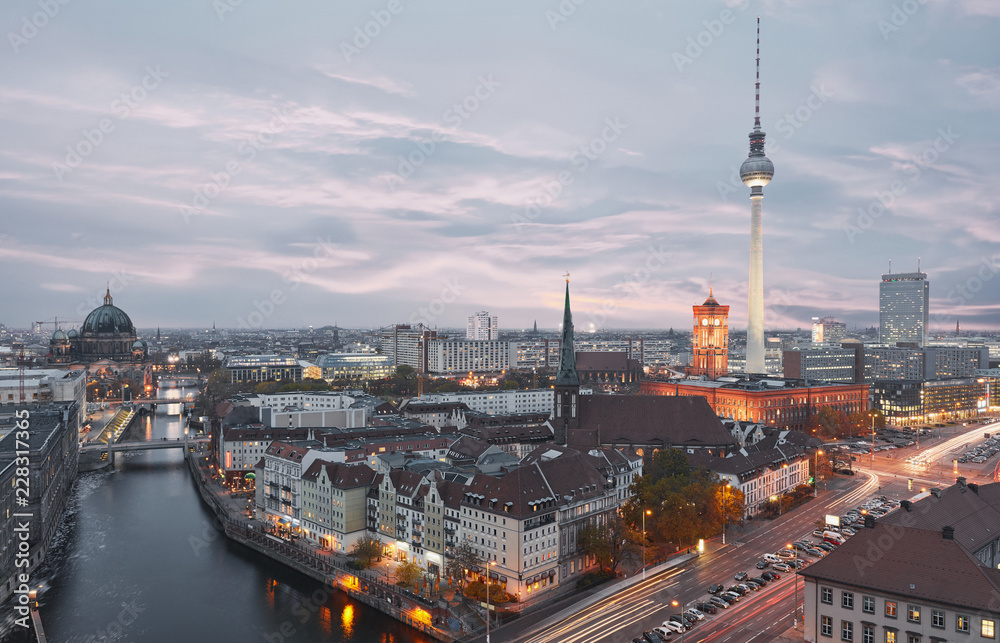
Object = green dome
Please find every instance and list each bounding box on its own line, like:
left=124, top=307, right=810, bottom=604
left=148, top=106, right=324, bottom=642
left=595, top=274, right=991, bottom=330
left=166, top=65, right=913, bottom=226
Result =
left=52, top=329, right=68, bottom=341
left=82, top=290, right=135, bottom=335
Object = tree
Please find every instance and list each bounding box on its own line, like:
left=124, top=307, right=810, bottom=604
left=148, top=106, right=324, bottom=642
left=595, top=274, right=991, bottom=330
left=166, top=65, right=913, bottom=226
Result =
left=445, top=541, right=481, bottom=588
left=351, top=534, right=383, bottom=568
left=577, top=513, right=639, bottom=575
left=395, top=560, right=423, bottom=589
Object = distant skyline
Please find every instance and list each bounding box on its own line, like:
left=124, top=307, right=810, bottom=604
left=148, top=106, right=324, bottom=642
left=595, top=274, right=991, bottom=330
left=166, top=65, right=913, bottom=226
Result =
left=2, top=1, right=998, bottom=332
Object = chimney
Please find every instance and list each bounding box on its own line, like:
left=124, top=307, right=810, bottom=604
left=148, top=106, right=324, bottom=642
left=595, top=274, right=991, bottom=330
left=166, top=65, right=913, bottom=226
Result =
left=900, top=500, right=911, bottom=512
left=968, top=483, right=980, bottom=494
left=957, top=476, right=967, bottom=487
left=931, top=488, right=942, bottom=498
left=864, top=515, right=876, bottom=529
left=943, top=526, right=955, bottom=540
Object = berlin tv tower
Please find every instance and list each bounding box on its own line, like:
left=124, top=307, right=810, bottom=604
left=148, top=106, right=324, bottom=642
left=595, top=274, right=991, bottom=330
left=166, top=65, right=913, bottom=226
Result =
left=740, top=17, right=774, bottom=374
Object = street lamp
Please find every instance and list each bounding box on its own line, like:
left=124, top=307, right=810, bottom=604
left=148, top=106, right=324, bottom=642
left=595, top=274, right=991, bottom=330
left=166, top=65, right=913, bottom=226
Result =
left=770, top=494, right=781, bottom=517
left=787, top=543, right=798, bottom=629
left=486, top=560, right=497, bottom=643
left=814, top=450, right=824, bottom=497
left=722, top=483, right=731, bottom=545
left=642, top=509, right=652, bottom=580
left=671, top=599, right=687, bottom=643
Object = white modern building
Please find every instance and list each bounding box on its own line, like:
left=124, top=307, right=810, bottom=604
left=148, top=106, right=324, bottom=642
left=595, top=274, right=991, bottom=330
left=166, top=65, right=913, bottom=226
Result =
left=467, top=311, right=498, bottom=341
left=411, top=389, right=554, bottom=416
left=425, top=339, right=515, bottom=375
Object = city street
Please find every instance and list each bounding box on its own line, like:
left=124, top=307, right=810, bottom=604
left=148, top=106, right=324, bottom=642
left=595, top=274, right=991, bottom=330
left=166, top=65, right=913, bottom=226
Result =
left=512, top=419, right=1000, bottom=643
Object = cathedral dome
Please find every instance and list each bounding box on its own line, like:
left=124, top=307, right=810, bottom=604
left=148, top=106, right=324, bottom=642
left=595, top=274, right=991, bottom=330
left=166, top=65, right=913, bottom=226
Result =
left=52, top=329, right=68, bottom=341
left=67, top=328, right=78, bottom=339
left=82, top=289, right=135, bottom=335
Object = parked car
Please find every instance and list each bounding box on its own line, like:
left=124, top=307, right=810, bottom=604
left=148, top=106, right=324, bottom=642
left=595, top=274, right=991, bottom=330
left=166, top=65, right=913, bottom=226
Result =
left=708, top=596, right=730, bottom=609
left=773, top=563, right=791, bottom=572
left=695, top=602, right=718, bottom=614
left=735, top=571, right=749, bottom=581
left=668, top=614, right=693, bottom=630
left=708, top=583, right=724, bottom=594
left=743, top=580, right=761, bottom=590
left=728, top=585, right=748, bottom=596
left=756, top=560, right=770, bottom=569
left=807, top=548, right=827, bottom=557
left=776, top=549, right=795, bottom=559
left=661, top=620, right=685, bottom=634
left=762, top=571, right=781, bottom=581
left=652, top=626, right=674, bottom=639
left=685, top=608, right=706, bottom=621
left=789, top=559, right=806, bottom=569
left=720, top=591, right=741, bottom=603
left=644, top=630, right=665, bottom=643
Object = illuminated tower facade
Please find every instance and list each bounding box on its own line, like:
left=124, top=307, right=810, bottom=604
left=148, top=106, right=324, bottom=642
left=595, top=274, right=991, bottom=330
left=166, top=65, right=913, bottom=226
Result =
left=739, top=17, right=774, bottom=374
left=691, top=287, right=730, bottom=380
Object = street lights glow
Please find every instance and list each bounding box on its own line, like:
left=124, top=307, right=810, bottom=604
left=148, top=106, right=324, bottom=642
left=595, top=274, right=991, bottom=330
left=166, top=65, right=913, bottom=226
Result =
left=642, top=509, right=652, bottom=580
left=671, top=598, right=687, bottom=643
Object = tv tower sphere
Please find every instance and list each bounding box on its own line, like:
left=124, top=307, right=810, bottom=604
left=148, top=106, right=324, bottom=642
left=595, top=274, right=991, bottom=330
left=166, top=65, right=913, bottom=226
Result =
left=740, top=151, right=774, bottom=188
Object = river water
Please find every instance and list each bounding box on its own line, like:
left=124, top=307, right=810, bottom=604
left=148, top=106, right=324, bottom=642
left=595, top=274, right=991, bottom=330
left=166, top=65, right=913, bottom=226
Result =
left=2, top=387, right=433, bottom=643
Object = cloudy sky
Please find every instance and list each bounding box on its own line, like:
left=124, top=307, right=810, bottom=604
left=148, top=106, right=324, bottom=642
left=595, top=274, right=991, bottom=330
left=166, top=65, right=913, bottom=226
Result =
left=1, top=0, right=998, bottom=333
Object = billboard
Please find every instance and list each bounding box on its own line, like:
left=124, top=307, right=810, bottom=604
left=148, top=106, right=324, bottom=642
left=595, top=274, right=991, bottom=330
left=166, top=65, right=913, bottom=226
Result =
left=825, top=514, right=840, bottom=527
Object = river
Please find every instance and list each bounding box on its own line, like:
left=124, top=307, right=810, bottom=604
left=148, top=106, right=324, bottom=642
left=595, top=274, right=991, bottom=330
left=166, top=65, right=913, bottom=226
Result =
left=3, top=387, right=433, bottom=643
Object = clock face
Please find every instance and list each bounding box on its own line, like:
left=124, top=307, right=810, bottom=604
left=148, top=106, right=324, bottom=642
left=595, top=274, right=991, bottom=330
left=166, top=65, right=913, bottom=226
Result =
left=701, top=318, right=708, bottom=326
left=715, top=319, right=721, bottom=326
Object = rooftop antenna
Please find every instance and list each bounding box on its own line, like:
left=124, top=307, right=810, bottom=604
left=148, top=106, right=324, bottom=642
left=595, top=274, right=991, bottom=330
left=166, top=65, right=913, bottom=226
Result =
left=754, top=16, right=761, bottom=131
left=917, top=257, right=921, bottom=272
left=888, top=259, right=892, bottom=274
left=710, top=272, right=714, bottom=297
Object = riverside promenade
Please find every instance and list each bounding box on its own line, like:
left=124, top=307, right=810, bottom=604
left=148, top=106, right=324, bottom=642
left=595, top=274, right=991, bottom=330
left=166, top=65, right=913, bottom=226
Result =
left=185, top=449, right=459, bottom=641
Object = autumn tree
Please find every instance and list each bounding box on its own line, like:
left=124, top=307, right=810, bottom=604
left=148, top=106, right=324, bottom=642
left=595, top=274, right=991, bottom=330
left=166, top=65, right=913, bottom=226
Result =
left=577, top=513, right=640, bottom=575
left=445, top=541, right=481, bottom=592
left=351, top=534, right=383, bottom=568
left=395, top=560, right=424, bottom=589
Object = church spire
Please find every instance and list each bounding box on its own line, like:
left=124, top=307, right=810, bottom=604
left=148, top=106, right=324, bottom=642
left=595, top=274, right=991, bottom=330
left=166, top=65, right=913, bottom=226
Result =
left=104, top=284, right=113, bottom=306
left=555, top=276, right=579, bottom=387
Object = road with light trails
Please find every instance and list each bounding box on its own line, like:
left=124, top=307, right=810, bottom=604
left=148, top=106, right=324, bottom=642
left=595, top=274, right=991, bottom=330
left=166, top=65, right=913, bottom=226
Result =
left=513, top=471, right=880, bottom=643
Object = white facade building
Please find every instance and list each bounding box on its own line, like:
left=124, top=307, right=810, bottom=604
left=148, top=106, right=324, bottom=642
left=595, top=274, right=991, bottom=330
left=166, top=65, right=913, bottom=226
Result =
left=467, top=311, right=498, bottom=341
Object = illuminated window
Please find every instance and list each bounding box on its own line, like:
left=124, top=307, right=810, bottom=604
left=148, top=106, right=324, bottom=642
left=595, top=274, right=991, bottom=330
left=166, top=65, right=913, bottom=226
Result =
left=885, top=601, right=897, bottom=618
left=983, top=619, right=995, bottom=638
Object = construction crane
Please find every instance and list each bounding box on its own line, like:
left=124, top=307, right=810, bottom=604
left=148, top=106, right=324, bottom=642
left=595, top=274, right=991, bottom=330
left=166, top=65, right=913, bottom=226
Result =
left=14, top=342, right=25, bottom=404
left=35, top=318, right=82, bottom=333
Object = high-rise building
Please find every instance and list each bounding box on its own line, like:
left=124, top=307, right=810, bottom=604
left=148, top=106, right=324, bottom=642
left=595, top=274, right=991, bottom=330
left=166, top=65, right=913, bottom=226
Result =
left=739, top=18, right=774, bottom=374
left=379, top=324, right=438, bottom=372
left=690, top=288, right=729, bottom=380
left=879, top=270, right=929, bottom=346
left=466, top=311, right=498, bottom=340
left=811, top=317, right=846, bottom=344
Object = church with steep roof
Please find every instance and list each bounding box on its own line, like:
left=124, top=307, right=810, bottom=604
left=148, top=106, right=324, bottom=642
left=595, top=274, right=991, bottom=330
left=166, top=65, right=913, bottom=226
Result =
left=49, top=288, right=147, bottom=363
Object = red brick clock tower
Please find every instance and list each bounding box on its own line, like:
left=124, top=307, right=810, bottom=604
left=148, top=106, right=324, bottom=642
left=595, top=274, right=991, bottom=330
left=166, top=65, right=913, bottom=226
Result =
left=690, top=287, right=729, bottom=380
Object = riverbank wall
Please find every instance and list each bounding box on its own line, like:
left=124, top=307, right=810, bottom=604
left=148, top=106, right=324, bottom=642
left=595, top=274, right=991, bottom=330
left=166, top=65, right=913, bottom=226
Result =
left=185, top=454, right=458, bottom=642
